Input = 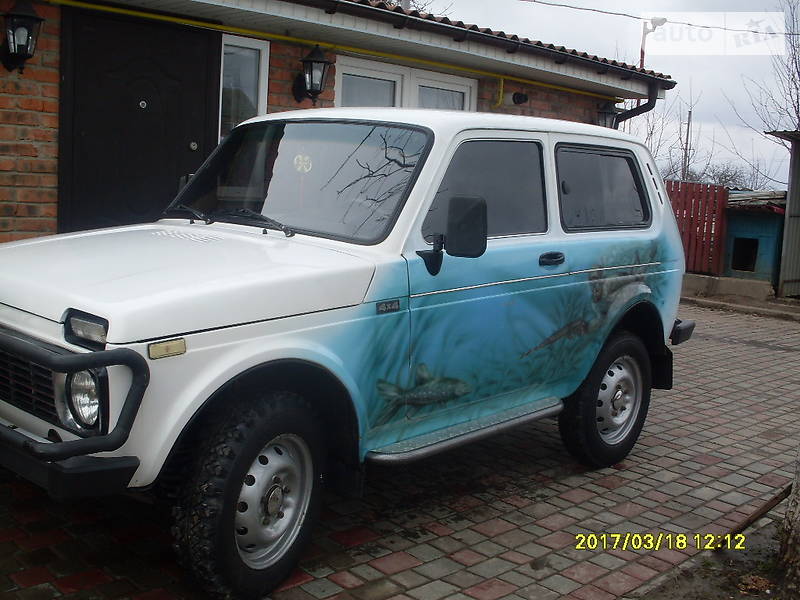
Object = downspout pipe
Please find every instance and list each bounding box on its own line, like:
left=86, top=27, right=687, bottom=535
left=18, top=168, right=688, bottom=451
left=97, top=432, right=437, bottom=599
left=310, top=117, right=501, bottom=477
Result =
left=613, top=82, right=659, bottom=129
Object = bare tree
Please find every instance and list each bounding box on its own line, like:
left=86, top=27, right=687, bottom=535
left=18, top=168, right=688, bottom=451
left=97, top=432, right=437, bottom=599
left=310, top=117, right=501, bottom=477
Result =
left=698, top=161, right=772, bottom=189
left=624, top=89, right=727, bottom=184
left=722, top=0, right=796, bottom=185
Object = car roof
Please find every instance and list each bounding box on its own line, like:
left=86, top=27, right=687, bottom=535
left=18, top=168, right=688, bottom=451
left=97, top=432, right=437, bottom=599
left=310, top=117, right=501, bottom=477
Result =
left=242, top=108, right=644, bottom=145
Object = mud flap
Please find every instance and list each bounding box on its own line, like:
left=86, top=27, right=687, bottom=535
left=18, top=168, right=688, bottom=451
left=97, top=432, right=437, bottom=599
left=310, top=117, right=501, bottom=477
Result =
left=651, top=346, right=673, bottom=390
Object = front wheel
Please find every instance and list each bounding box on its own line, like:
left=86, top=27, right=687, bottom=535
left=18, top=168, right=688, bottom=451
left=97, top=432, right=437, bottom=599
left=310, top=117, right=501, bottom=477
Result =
left=558, top=331, right=651, bottom=468
left=172, top=391, right=324, bottom=599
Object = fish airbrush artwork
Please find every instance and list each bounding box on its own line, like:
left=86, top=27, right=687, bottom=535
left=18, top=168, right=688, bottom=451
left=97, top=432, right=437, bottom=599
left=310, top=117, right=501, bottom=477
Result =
left=375, top=364, right=472, bottom=426
left=519, top=241, right=668, bottom=360
left=350, top=236, right=680, bottom=452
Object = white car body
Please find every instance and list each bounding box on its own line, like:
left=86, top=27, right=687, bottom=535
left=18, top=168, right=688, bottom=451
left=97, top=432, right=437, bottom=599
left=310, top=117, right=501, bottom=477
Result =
left=0, top=108, right=688, bottom=492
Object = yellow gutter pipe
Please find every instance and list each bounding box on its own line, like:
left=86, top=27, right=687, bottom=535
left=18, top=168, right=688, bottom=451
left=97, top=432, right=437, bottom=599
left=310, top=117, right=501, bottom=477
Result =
left=492, top=77, right=505, bottom=109
left=47, top=0, right=619, bottom=102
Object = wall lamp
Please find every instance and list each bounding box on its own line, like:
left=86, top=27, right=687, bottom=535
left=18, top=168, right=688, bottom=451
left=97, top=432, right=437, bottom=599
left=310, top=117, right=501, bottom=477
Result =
left=292, top=45, right=333, bottom=105
left=2, top=0, right=44, bottom=74
left=597, top=101, right=619, bottom=128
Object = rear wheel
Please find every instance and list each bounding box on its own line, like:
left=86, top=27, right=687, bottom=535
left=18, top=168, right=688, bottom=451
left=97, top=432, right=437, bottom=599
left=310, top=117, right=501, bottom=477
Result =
left=172, top=391, right=324, bottom=599
left=559, top=331, right=651, bottom=468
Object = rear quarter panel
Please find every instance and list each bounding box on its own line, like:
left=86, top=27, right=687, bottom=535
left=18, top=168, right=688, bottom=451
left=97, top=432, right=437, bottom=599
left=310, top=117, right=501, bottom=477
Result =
left=536, top=134, right=684, bottom=398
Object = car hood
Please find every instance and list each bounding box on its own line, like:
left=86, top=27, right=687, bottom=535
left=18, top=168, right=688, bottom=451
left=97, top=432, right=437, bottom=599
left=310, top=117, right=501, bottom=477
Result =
left=0, top=223, right=376, bottom=343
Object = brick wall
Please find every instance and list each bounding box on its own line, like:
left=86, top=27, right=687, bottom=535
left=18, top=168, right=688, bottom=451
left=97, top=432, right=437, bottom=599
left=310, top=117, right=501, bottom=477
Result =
left=0, top=10, right=607, bottom=244
left=268, top=42, right=335, bottom=113
left=477, top=78, right=600, bottom=124
left=0, top=0, right=59, bottom=243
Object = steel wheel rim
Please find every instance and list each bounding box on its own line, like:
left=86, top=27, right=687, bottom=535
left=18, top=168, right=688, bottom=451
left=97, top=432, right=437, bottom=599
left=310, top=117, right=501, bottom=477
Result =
left=234, top=433, right=313, bottom=569
left=595, top=355, right=642, bottom=445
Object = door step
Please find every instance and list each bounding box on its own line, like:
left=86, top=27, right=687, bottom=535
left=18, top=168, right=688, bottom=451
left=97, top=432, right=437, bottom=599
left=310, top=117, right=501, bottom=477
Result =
left=366, top=399, right=563, bottom=465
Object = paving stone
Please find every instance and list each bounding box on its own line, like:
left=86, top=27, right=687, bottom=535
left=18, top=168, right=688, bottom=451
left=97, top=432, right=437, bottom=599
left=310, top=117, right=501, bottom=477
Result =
left=539, top=573, right=581, bottom=595
left=408, top=580, right=460, bottom=600
left=470, top=541, right=506, bottom=558
left=587, top=553, right=627, bottom=570
left=406, top=544, right=444, bottom=563
left=350, top=565, right=384, bottom=582
left=441, top=569, right=484, bottom=589
left=1, top=306, right=799, bottom=600
left=570, top=584, right=616, bottom=600
left=301, top=578, right=344, bottom=599
left=390, top=570, right=430, bottom=590
left=560, top=561, right=608, bottom=584
left=352, top=579, right=405, bottom=600
left=462, top=578, right=517, bottom=600
left=467, top=557, right=515, bottom=578
left=429, top=537, right=464, bottom=554
left=413, top=557, right=462, bottom=579
left=515, top=582, right=560, bottom=600
left=497, top=569, right=535, bottom=588
left=592, top=571, right=641, bottom=596
left=369, top=552, right=423, bottom=576
left=328, top=571, right=365, bottom=590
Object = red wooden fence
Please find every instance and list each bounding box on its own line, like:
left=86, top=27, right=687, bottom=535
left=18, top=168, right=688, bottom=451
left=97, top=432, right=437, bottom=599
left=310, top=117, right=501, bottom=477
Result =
left=665, top=180, right=728, bottom=276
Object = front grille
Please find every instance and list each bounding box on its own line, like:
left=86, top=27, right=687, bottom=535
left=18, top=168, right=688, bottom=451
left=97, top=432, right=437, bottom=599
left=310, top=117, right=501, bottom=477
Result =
left=0, top=348, right=59, bottom=425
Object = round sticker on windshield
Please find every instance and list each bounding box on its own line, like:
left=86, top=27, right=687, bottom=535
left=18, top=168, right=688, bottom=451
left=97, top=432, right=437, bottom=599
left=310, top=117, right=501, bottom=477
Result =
left=294, top=154, right=313, bottom=173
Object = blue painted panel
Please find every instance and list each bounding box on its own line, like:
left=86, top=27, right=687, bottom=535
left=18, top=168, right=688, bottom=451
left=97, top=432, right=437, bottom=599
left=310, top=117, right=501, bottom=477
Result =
left=315, top=232, right=683, bottom=459
left=724, top=212, right=784, bottom=284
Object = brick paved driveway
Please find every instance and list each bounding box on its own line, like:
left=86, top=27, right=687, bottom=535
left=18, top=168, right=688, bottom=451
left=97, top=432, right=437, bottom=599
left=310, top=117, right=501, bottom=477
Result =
left=1, top=304, right=799, bottom=600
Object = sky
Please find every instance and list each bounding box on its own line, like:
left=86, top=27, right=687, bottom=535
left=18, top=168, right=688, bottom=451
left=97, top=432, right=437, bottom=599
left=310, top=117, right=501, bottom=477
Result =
left=421, top=0, right=793, bottom=187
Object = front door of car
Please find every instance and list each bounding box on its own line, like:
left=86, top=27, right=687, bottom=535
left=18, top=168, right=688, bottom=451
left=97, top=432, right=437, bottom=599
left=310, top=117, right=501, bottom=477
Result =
left=400, top=133, right=574, bottom=432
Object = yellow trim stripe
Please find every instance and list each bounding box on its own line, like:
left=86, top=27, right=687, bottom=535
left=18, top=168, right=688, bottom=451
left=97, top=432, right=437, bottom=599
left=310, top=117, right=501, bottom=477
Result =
left=47, top=0, right=619, bottom=102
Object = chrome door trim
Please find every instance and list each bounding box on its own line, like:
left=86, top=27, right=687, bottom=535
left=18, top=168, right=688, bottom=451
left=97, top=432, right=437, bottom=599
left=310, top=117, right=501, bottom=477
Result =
left=410, top=262, right=661, bottom=298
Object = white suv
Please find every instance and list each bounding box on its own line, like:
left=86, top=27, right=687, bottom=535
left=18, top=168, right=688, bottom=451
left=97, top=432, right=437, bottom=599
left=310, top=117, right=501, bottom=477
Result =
left=0, top=108, right=694, bottom=599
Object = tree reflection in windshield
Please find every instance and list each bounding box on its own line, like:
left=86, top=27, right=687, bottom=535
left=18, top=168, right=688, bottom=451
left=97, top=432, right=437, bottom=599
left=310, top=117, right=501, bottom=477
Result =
left=173, top=121, right=430, bottom=244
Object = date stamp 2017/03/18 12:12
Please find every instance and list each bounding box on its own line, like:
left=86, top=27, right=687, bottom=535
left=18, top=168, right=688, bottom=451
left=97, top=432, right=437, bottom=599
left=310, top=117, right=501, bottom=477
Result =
left=575, top=532, right=747, bottom=552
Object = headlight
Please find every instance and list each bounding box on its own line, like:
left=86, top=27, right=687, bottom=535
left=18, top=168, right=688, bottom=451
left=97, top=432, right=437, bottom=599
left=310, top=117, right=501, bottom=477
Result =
left=64, top=310, right=108, bottom=350
left=66, top=370, right=100, bottom=429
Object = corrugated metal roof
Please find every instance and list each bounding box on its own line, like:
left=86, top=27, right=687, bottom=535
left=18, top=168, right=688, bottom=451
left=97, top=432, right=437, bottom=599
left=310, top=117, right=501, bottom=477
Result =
left=291, top=0, right=676, bottom=88
left=728, top=190, right=787, bottom=214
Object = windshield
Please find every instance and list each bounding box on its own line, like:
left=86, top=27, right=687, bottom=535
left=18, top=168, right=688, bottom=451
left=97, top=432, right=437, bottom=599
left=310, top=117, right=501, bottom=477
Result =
left=171, top=120, right=431, bottom=243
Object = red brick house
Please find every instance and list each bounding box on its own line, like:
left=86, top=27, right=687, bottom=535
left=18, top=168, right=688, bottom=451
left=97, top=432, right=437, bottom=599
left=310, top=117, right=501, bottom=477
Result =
left=0, top=0, right=675, bottom=240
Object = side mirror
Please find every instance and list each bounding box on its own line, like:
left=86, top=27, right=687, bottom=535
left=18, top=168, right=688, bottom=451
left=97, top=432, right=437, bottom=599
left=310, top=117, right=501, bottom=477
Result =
left=446, top=196, right=487, bottom=258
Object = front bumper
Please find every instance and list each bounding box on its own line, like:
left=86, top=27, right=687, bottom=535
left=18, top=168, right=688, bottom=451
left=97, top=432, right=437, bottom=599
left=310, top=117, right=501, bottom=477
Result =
left=0, top=326, right=149, bottom=499
left=0, top=425, right=139, bottom=499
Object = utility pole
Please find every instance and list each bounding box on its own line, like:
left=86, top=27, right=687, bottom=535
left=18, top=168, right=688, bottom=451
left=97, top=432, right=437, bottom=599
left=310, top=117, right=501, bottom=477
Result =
left=681, top=109, right=693, bottom=181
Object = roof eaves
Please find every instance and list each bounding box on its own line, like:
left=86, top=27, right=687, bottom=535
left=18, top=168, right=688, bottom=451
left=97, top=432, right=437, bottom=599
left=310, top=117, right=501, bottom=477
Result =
left=300, top=0, right=676, bottom=89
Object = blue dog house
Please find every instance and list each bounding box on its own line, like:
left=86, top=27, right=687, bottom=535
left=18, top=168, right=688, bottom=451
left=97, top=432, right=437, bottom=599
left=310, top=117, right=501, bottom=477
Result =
left=724, top=191, right=786, bottom=287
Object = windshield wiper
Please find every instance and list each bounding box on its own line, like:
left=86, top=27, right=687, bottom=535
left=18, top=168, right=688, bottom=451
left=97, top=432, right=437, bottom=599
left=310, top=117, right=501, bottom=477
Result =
left=164, top=203, right=214, bottom=224
left=212, top=207, right=295, bottom=237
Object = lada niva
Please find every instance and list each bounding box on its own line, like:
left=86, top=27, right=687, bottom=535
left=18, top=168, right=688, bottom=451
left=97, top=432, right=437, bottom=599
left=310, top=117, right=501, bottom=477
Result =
left=0, top=108, right=694, bottom=598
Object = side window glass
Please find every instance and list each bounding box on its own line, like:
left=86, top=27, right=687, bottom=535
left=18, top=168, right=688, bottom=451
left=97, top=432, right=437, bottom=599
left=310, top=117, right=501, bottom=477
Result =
left=422, top=141, right=547, bottom=241
left=556, top=146, right=650, bottom=230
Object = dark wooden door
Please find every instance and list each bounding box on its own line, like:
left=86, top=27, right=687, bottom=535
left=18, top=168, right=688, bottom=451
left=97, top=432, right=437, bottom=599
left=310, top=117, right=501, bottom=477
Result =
left=59, top=9, right=221, bottom=232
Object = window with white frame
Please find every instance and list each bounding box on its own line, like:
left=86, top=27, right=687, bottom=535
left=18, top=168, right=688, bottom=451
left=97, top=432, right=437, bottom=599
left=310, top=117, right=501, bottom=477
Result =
left=335, top=56, right=477, bottom=111
left=219, top=35, right=270, bottom=139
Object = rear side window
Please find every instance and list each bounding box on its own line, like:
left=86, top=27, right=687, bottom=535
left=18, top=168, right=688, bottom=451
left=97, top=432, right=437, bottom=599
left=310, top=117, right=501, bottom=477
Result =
left=422, top=140, right=547, bottom=241
left=556, top=145, right=650, bottom=231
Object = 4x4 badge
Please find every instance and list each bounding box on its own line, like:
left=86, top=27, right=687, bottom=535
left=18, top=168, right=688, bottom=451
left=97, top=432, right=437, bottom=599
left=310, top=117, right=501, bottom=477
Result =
left=376, top=299, right=400, bottom=314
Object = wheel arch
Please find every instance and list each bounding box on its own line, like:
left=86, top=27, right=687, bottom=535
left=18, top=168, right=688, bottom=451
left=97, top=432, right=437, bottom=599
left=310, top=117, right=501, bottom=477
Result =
left=608, top=300, right=672, bottom=390
left=156, top=358, right=362, bottom=497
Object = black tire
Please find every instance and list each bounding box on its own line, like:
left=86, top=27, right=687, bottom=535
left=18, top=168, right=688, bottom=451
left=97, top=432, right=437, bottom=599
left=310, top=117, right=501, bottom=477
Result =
left=172, top=391, right=324, bottom=599
left=558, top=331, right=651, bottom=468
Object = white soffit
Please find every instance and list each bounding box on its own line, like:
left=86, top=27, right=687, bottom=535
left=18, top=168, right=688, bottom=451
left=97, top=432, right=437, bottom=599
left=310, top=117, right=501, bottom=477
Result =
left=105, top=0, right=657, bottom=99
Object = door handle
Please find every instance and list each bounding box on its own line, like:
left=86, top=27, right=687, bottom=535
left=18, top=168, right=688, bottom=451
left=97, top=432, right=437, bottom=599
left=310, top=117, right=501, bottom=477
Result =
left=539, top=251, right=565, bottom=266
